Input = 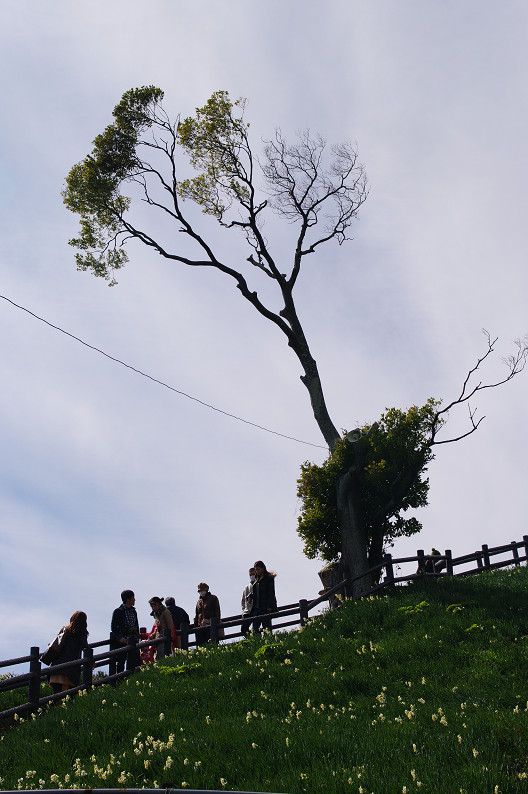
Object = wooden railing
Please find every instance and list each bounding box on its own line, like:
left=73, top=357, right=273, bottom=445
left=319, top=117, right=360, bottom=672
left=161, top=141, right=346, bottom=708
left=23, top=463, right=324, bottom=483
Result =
left=0, top=600, right=312, bottom=721
left=2, top=535, right=527, bottom=721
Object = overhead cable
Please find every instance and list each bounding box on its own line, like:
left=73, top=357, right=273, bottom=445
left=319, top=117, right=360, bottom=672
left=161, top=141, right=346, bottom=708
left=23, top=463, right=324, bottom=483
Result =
left=0, top=293, right=327, bottom=450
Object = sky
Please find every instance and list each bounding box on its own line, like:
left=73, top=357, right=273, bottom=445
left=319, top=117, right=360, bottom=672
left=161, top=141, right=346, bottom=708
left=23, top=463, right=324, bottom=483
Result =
left=1, top=1, right=527, bottom=666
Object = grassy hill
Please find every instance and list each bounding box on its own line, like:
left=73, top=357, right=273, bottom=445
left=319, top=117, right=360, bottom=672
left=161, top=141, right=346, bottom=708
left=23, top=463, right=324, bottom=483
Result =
left=1, top=567, right=528, bottom=793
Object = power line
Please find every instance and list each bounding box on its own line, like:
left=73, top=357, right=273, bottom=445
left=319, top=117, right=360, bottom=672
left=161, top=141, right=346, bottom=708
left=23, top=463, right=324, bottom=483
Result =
left=0, top=293, right=327, bottom=450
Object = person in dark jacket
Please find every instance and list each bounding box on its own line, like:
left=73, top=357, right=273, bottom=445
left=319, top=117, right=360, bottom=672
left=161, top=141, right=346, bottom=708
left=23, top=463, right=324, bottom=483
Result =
left=110, top=589, right=139, bottom=673
left=165, top=596, right=190, bottom=650
left=48, top=611, right=89, bottom=694
left=251, top=561, right=277, bottom=633
left=194, top=582, right=221, bottom=646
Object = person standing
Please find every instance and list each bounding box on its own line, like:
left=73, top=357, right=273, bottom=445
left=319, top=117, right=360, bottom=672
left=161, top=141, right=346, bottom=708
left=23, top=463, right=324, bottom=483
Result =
left=48, top=611, right=89, bottom=694
left=251, top=561, right=277, bottom=633
left=241, top=567, right=256, bottom=637
left=194, top=582, right=221, bottom=646
left=147, top=597, right=175, bottom=659
left=165, top=596, right=190, bottom=650
left=110, top=589, right=139, bottom=674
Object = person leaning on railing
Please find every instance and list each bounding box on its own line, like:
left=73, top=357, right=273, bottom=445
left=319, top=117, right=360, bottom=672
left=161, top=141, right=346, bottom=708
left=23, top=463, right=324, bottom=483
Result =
left=48, top=611, right=88, bottom=694
left=417, top=548, right=445, bottom=575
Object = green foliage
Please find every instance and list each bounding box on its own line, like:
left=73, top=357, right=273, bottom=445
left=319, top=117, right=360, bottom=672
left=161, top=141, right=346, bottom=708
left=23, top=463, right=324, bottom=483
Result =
left=296, top=399, right=441, bottom=562
left=63, top=86, right=253, bottom=283
left=398, top=600, right=430, bottom=614
left=253, top=643, right=281, bottom=660
left=157, top=662, right=202, bottom=677
left=62, top=86, right=164, bottom=283
left=3, top=568, right=528, bottom=792
left=177, top=90, right=250, bottom=218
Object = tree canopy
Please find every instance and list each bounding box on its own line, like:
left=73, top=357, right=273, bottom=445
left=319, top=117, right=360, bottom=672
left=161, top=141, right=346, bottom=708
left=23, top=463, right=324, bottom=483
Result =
left=297, top=400, right=440, bottom=565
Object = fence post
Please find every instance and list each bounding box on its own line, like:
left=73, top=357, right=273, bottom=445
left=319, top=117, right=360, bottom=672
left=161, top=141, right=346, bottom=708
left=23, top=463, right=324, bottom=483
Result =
left=523, top=535, right=528, bottom=559
left=416, top=550, right=425, bottom=574
left=209, top=617, right=218, bottom=644
left=299, top=599, right=309, bottom=626
left=180, top=623, right=189, bottom=651
left=109, top=640, right=117, bottom=681
left=444, top=549, right=453, bottom=575
left=82, top=647, right=93, bottom=690
left=511, top=541, right=520, bottom=566
left=126, top=635, right=139, bottom=671
left=383, top=553, right=394, bottom=584
left=482, top=544, right=491, bottom=569
left=28, top=647, right=41, bottom=711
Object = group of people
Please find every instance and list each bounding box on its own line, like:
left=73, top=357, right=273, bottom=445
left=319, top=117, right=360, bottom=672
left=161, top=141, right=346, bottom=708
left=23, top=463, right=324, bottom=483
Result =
left=44, top=560, right=276, bottom=692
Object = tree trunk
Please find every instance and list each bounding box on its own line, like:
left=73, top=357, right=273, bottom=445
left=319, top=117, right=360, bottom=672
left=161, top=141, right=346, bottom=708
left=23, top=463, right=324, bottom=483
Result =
left=336, top=466, right=372, bottom=597
left=367, top=524, right=385, bottom=576
left=280, top=294, right=340, bottom=450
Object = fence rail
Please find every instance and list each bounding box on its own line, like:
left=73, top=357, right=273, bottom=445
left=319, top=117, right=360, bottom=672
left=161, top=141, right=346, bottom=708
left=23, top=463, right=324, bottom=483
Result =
left=2, top=534, right=526, bottom=722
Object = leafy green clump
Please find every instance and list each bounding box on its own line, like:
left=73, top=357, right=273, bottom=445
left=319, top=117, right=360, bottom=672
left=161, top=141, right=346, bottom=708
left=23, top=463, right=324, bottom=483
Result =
left=157, top=662, right=203, bottom=677
left=62, top=86, right=164, bottom=284
left=297, top=399, right=441, bottom=562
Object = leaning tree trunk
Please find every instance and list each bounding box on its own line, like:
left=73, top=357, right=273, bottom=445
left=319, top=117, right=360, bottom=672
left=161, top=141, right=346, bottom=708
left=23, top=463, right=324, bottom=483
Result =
left=282, top=302, right=374, bottom=595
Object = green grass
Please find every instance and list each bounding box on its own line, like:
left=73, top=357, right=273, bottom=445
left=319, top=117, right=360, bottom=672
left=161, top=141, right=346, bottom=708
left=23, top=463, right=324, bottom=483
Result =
left=2, top=567, right=528, bottom=792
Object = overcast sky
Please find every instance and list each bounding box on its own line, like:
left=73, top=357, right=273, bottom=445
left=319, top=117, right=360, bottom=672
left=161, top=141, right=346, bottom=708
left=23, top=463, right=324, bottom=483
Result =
left=1, top=1, right=527, bottom=664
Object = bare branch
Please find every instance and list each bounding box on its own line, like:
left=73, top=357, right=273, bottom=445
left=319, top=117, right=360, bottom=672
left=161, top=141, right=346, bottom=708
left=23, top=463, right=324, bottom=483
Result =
left=429, top=331, right=528, bottom=447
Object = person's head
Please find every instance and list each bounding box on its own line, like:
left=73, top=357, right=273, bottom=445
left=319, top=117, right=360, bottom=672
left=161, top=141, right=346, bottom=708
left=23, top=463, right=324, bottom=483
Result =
left=254, top=561, right=267, bottom=577
left=149, top=596, right=164, bottom=611
left=165, top=596, right=175, bottom=606
left=249, top=567, right=256, bottom=583
left=67, top=611, right=88, bottom=635
left=197, top=582, right=209, bottom=597
left=121, top=589, right=135, bottom=606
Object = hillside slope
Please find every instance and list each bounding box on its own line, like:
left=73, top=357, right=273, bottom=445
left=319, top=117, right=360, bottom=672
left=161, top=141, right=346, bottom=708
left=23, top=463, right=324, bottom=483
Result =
left=1, top=567, right=528, bottom=793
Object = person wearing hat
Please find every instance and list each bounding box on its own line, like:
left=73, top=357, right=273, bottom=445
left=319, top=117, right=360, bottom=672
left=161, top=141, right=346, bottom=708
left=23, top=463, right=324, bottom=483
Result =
left=147, top=596, right=175, bottom=659
left=194, top=583, right=221, bottom=646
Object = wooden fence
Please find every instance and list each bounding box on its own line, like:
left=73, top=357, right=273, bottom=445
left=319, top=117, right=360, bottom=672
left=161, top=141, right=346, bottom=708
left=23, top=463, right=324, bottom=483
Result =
left=2, top=534, right=527, bottom=722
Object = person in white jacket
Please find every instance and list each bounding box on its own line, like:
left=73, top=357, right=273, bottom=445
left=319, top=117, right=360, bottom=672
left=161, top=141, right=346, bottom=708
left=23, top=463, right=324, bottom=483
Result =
left=240, top=567, right=256, bottom=636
